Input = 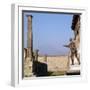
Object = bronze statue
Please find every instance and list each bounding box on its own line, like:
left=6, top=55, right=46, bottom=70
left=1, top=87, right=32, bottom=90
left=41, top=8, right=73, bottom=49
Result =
left=64, top=38, right=80, bottom=65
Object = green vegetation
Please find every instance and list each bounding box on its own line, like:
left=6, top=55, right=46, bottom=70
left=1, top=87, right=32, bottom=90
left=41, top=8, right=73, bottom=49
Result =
left=48, top=71, right=66, bottom=76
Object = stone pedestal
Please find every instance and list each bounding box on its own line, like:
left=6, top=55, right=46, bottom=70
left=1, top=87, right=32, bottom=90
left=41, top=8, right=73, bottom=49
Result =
left=66, top=65, right=80, bottom=75
left=66, top=57, right=80, bottom=75
left=24, top=57, right=33, bottom=77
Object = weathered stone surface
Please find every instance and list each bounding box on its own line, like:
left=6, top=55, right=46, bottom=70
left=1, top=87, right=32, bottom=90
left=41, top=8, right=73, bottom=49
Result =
left=38, top=56, right=69, bottom=72
left=33, top=50, right=39, bottom=61
left=66, top=15, right=81, bottom=75
left=24, top=15, right=33, bottom=77
left=27, top=15, right=33, bottom=59
left=24, top=57, right=33, bottom=77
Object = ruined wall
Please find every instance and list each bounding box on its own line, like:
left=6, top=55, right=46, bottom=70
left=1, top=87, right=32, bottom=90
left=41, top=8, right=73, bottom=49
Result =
left=75, top=18, right=80, bottom=51
left=71, top=15, right=80, bottom=50
left=38, top=56, right=69, bottom=72
left=73, top=15, right=80, bottom=61
left=68, top=15, right=80, bottom=65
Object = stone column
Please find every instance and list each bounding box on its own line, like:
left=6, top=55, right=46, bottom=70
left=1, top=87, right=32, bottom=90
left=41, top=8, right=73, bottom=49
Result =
left=24, top=15, right=33, bottom=77
left=27, top=15, right=33, bottom=61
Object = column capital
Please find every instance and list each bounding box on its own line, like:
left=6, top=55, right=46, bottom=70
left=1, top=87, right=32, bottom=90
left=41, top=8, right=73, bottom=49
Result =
left=26, top=15, right=33, bottom=18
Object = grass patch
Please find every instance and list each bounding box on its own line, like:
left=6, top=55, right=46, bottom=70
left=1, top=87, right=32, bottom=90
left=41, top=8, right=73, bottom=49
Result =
left=48, top=71, right=66, bottom=76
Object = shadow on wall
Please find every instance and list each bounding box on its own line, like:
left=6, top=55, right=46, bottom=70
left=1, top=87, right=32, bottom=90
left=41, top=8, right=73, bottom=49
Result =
left=33, top=61, right=48, bottom=76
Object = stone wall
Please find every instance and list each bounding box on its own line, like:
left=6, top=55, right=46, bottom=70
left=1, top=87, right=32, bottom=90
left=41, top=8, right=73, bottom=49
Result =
left=71, top=15, right=80, bottom=49
left=38, top=56, right=69, bottom=72
left=67, top=15, right=80, bottom=65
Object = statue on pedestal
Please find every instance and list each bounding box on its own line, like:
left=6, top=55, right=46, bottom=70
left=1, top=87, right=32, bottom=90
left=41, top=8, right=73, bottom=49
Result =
left=64, top=38, right=80, bottom=65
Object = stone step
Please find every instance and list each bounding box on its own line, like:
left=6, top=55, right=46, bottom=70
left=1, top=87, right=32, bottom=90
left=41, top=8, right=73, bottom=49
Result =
left=66, top=64, right=80, bottom=75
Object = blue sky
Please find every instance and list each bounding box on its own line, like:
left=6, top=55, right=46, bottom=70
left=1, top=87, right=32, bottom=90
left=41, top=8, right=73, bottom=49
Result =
left=23, top=11, right=74, bottom=56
